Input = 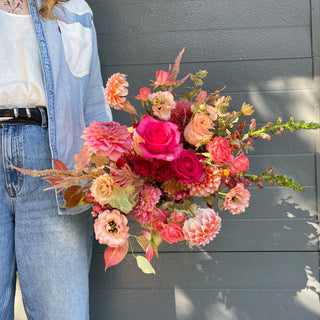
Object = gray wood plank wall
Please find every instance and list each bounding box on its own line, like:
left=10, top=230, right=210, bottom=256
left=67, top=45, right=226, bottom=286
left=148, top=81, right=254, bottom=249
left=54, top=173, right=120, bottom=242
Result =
left=87, top=0, right=320, bottom=319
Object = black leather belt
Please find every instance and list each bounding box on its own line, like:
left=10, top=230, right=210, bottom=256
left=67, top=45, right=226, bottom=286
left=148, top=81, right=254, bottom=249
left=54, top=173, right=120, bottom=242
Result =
left=0, top=107, right=48, bottom=127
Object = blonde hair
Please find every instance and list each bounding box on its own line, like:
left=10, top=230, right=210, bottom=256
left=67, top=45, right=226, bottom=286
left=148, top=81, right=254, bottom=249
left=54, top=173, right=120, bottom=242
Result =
left=39, top=0, right=69, bottom=18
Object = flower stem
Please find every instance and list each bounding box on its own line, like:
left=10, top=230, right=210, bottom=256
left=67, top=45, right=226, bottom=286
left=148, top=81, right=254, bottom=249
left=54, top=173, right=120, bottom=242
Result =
left=182, top=198, right=196, bottom=217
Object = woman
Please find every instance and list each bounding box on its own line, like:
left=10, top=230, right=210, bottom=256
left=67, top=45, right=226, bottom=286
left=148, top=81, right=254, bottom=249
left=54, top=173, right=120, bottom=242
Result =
left=0, top=0, right=112, bottom=319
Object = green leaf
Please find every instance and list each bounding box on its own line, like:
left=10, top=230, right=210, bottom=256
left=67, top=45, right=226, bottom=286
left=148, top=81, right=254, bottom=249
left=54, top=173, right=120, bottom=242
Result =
left=136, top=255, right=156, bottom=274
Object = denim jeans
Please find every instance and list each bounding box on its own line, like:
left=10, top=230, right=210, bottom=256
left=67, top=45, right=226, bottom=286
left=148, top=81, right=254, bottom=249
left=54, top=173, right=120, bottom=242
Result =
left=0, top=124, right=93, bottom=320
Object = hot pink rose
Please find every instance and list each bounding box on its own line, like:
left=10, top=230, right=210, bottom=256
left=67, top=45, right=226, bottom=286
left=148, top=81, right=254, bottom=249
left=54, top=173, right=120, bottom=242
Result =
left=229, top=153, right=249, bottom=174
left=161, top=222, right=185, bottom=244
left=171, top=150, right=203, bottom=183
left=207, top=136, right=233, bottom=164
left=136, top=115, right=183, bottom=161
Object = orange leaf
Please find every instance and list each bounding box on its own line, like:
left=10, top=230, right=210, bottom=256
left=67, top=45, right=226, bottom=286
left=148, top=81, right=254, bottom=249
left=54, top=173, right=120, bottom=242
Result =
left=73, top=144, right=91, bottom=170
left=104, top=241, right=129, bottom=271
left=63, top=185, right=83, bottom=208
left=53, top=159, right=68, bottom=171
left=122, top=100, right=138, bottom=115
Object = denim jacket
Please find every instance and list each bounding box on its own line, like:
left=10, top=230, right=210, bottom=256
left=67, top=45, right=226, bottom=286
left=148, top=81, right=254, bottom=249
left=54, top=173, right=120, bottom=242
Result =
left=27, top=0, right=112, bottom=214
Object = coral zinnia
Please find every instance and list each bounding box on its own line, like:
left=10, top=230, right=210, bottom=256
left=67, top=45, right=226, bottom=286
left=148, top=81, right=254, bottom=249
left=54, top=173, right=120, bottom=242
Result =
left=183, top=208, right=221, bottom=246
left=82, top=121, right=131, bottom=162
left=105, top=73, right=128, bottom=109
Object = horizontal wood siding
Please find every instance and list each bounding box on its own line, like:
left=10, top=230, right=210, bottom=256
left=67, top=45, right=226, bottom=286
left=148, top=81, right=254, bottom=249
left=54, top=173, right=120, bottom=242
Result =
left=87, top=0, right=320, bottom=319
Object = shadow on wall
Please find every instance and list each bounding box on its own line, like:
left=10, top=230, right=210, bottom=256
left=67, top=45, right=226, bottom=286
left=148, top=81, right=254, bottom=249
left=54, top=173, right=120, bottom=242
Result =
left=90, top=196, right=320, bottom=320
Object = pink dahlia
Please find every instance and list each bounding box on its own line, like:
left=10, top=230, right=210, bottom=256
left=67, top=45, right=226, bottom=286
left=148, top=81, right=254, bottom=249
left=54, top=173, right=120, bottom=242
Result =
left=131, top=184, right=162, bottom=224
left=189, top=165, right=221, bottom=197
left=105, top=73, right=128, bottom=109
left=82, top=121, right=131, bottom=162
left=183, top=208, right=221, bottom=246
left=224, top=183, right=250, bottom=215
left=94, top=209, right=130, bottom=247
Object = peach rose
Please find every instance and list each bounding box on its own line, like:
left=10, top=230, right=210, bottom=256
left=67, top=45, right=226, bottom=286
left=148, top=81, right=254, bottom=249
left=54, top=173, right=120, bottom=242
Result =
left=90, top=174, right=114, bottom=206
left=183, top=113, right=214, bottom=145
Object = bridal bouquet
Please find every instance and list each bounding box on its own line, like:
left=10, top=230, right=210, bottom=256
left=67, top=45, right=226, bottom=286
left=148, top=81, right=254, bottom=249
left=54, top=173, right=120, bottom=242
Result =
left=15, top=49, right=320, bottom=274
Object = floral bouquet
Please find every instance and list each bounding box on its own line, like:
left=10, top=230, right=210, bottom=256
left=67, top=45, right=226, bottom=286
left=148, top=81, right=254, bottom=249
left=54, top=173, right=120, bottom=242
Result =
left=15, top=49, right=320, bottom=274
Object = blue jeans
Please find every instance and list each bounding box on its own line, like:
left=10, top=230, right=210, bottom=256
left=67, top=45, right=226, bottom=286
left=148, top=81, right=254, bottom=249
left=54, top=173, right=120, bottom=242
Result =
left=0, top=124, right=93, bottom=320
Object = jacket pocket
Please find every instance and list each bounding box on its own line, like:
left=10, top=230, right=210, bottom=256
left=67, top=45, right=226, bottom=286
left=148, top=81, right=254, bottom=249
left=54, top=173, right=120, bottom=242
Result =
left=57, top=20, right=92, bottom=77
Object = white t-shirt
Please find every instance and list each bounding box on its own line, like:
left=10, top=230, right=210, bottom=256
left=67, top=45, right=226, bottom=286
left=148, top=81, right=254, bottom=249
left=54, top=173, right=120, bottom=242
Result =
left=0, top=9, right=46, bottom=107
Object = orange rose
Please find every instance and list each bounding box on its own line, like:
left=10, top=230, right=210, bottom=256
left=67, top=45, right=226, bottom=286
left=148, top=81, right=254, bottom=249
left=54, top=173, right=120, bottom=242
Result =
left=183, top=113, right=214, bottom=145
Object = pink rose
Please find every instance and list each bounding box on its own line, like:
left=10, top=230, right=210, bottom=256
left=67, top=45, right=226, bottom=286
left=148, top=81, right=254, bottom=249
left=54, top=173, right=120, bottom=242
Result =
left=161, top=222, right=185, bottom=244
left=207, top=136, right=233, bottom=164
left=135, top=87, right=152, bottom=101
left=229, top=153, right=249, bottom=174
left=136, top=115, right=183, bottom=161
left=171, top=149, right=203, bottom=183
left=154, top=70, right=175, bottom=86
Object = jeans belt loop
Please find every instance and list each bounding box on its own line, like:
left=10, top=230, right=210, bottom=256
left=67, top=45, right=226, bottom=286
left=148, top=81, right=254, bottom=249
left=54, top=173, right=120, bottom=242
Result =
left=38, top=107, right=48, bottom=128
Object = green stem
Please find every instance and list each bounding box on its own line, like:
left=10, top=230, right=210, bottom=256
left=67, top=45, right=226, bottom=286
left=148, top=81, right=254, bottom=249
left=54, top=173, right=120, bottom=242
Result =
left=182, top=198, right=196, bottom=217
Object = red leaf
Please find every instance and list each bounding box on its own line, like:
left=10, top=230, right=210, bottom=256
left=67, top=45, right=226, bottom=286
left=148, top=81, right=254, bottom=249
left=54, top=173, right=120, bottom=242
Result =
left=63, top=185, right=83, bottom=208
left=104, top=241, right=129, bottom=271
left=53, top=159, right=68, bottom=171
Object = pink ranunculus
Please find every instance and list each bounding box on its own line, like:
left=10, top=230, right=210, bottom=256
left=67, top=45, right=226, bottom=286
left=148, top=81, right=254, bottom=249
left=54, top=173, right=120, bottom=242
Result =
left=136, top=115, right=183, bottom=161
left=94, top=209, right=130, bottom=247
left=82, top=121, right=131, bottom=162
left=183, top=208, right=221, bottom=246
left=224, top=183, right=250, bottom=215
left=229, top=153, right=249, bottom=175
left=135, top=87, right=152, bottom=101
left=149, top=91, right=176, bottom=121
left=171, top=149, right=203, bottom=184
left=207, top=136, right=234, bottom=164
left=161, top=222, right=185, bottom=244
left=131, top=184, right=162, bottom=224
left=183, top=113, right=214, bottom=145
